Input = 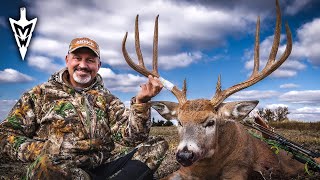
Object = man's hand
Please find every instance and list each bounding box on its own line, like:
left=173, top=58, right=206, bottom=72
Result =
left=136, top=75, right=163, bottom=103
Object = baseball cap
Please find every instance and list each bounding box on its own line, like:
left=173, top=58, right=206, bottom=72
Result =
left=68, top=37, right=100, bottom=57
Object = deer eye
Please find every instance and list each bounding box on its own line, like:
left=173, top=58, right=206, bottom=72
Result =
left=178, top=121, right=183, bottom=127
left=204, top=120, right=215, bottom=128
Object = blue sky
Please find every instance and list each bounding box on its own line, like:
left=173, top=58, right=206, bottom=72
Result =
left=0, top=0, right=320, bottom=122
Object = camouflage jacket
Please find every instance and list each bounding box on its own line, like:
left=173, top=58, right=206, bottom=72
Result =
left=0, top=68, right=151, bottom=169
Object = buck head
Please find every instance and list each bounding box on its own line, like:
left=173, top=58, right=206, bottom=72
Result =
left=122, top=0, right=291, bottom=167
left=151, top=100, right=258, bottom=166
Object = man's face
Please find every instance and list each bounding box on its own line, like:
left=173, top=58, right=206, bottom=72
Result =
left=65, top=47, right=101, bottom=88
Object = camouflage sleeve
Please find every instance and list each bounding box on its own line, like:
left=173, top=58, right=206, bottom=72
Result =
left=107, top=95, right=151, bottom=147
left=0, top=86, right=45, bottom=162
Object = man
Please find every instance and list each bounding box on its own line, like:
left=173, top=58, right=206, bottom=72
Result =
left=0, top=37, right=168, bottom=179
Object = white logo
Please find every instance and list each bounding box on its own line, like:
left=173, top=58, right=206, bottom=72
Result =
left=76, top=40, right=94, bottom=47
left=9, top=7, right=37, bottom=60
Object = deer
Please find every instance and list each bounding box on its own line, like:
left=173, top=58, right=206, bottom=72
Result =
left=122, top=0, right=306, bottom=179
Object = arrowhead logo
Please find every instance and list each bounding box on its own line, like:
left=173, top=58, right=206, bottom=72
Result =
left=9, top=7, right=37, bottom=60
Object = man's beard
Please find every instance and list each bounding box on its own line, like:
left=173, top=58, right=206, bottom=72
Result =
left=73, top=69, right=92, bottom=84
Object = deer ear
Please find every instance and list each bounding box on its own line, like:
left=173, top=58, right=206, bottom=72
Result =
left=151, top=101, right=179, bottom=120
left=218, top=100, right=259, bottom=120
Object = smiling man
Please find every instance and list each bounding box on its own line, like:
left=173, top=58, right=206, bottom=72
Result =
left=66, top=38, right=101, bottom=88
left=0, top=37, right=168, bottom=180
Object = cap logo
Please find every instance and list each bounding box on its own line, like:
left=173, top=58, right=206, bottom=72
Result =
left=76, top=40, right=95, bottom=47
left=69, top=37, right=100, bottom=57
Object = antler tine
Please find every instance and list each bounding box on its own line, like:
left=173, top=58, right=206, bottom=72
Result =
left=267, top=0, right=281, bottom=66
left=172, top=86, right=187, bottom=104
left=251, top=16, right=260, bottom=78
left=211, top=0, right=292, bottom=108
left=122, top=15, right=188, bottom=104
left=262, top=22, right=292, bottom=75
left=212, top=75, right=222, bottom=104
left=182, top=79, right=187, bottom=98
left=216, top=75, right=222, bottom=94
left=153, top=15, right=159, bottom=76
left=135, top=15, right=145, bottom=68
left=165, top=78, right=187, bottom=105
left=122, top=16, right=159, bottom=78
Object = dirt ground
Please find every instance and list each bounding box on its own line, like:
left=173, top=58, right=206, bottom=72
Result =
left=0, top=126, right=319, bottom=179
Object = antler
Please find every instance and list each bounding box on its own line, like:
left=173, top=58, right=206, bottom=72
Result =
left=211, top=0, right=292, bottom=108
left=122, top=15, right=187, bottom=104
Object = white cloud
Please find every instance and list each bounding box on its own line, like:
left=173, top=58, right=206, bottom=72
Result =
left=30, top=37, right=68, bottom=58
left=28, top=55, right=64, bottom=73
left=280, top=83, right=299, bottom=89
left=294, top=106, right=320, bottom=114
left=244, top=35, right=307, bottom=78
left=271, top=69, right=297, bottom=78
left=0, top=100, right=17, bottom=122
left=285, top=0, right=312, bottom=15
left=289, top=106, right=320, bottom=122
left=151, top=108, right=167, bottom=121
left=98, top=68, right=117, bottom=78
left=292, top=18, right=320, bottom=66
left=29, top=0, right=317, bottom=78
left=280, top=90, right=320, bottom=104
left=288, top=113, right=320, bottom=122
left=277, top=59, right=306, bottom=70
left=123, top=100, right=131, bottom=108
left=159, top=52, right=203, bottom=70
left=0, top=69, right=34, bottom=83
left=120, top=51, right=203, bottom=70
left=29, top=0, right=265, bottom=71
left=98, top=67, right=146, bottom=92
left=228, top=90, right=279, bottom=100
left=265, top=103, right=288, bottom=109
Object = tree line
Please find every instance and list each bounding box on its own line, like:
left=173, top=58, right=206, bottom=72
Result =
left=152, top=117, right=174, bottom=126
left=256, top=106, right=289, bottom=122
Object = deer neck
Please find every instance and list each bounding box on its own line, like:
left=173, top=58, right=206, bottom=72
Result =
left=204, top=121, right=245, bottom=165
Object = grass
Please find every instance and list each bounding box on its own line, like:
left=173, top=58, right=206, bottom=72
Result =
left=150, top=126, right=179, bottom=151
left=270, top=121, right=320, bottom=131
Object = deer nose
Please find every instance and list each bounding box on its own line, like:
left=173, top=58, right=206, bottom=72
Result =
left=176, top=149, right=194, bottom=167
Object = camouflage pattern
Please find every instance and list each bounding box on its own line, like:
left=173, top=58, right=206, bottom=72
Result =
left=0, top=68, right=168, bottom=179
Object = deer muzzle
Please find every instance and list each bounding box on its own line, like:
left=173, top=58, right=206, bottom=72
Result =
left=176, top=148, right=196, bottom=167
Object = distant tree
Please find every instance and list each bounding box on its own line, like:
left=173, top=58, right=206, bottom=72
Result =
left=164, top=120, right=174, bottom=126
left=152, top=117, right=156, bottom=124
left=158, top=120, right=165, bottom=126
left=258, top=108, right=275, bottom=122
left=152, top=119, right=165, bottom=126
left=152, top=117, right=157, bottom=126
left=264, top=108, right=275, bottom=122
left=256, top=107, right=290, bottom=122
left=274, top=106, right=289, bottom=121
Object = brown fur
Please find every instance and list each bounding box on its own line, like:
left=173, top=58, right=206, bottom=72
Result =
left=179, top=99, right=215, bottom=124
left=151, top=100, right=305, bottom=180
left=164, top=119, right=304, bottom=180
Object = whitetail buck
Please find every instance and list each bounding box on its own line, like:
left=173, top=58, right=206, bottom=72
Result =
left=122, top=0, right=305, bottom=179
